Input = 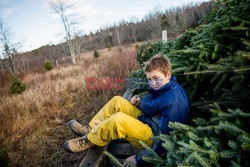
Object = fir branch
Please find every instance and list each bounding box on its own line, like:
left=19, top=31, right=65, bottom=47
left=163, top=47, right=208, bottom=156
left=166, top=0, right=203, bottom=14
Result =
left=213, top=74, right=227, bottom=92
left=186, top=131, right=203, bottom=141
left=203, top=138, right=214, bottom=149
left=185, top=151, right=197, bottom=164
left=158, top=134, right=171, bottom=141
left=166, top=152, right=177, bottom=165
left=213, top=102, right=221, bottom=111
left=241, top=142, right=250, bottom=151
left=230, top=160, right=241, bottom=167
left=237, top=110, right=250, bottom=117
left=168, top=122, right=194, bottom=131
left=209, top=109, right=227, bottom=115
left=138, top=140, right=163, bottom=163
left=189, top=140, right=200, bottom=150
left=177, top=142, right=194, bottom=150
left=173, top=67, right=192, bottom=74
left=172, top=151, right=184, bottom=161
left=219, top=121, right=245, bottom=134
left=240, top=133, right=250, bottom=151
left=123, top=160, right=137, bottom=167
left=170, top=49, right=202, bottom=54
left=220, top=150, right=239, bottom=159
left=193, top=153, right=210, bottom=167
left=241, top=40, right=250, bottom=49
left=210, top=108, right=245, bottom=122
left=193, top=118, right=208, bottom=126
left=223, top=26, right=248, bottom=31
left=228, top=140, right=239, bottom=150
left=242, top=20, right=250, bottom=25
left=227, top=108, right=240, bottom=114
left=177, top=141, right=210, bottom=154
left=178, top=165, right=196, bottom=167
left=210, top=113, right=237, bottom=122
left=242, top=133, right=250, bottom=142
left=160, top=135, right=175, bottom=151
left=176, top=148, right=193, bottom=154
left=184, top=67, right=250, bottom=75
left=196, top=125, right=220, bottom=131
left=103, top=151, right=123, bottom=167
left=141, top=156, right=163, bottom=166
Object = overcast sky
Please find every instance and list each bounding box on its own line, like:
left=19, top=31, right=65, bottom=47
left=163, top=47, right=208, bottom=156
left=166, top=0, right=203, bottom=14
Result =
left=0, top=0, right=210, bottom=52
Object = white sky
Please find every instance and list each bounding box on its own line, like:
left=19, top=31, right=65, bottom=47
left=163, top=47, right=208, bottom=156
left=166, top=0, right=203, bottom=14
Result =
left=0, top=0, right=210, bottom=53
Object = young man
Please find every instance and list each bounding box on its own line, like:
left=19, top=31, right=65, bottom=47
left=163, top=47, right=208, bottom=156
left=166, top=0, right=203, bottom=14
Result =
left=64, top=54, right=190, bottom=166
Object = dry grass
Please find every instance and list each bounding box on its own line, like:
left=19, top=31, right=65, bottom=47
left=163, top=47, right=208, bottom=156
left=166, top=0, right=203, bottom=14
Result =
left=0, top=45, right=140, bottom=166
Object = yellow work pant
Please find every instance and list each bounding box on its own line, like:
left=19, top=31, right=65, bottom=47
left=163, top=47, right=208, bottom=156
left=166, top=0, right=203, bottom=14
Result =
left=87, top=96, right=154, bottom=148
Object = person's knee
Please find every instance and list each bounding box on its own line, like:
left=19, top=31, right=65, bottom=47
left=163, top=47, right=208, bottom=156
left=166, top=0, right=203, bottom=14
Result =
left=110, top=112, right=127, bottom=124
left=111, top=96, right=124, bottom=104
left=111, top=112, right=124, bottom=119
left=112, top=96, right=122, bottom=101
left=109, top=112, right=128, bottom=138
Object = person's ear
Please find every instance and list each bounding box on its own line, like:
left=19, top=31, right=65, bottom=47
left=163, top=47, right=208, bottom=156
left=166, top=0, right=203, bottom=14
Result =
left=166, top=71, right=171, bottom=80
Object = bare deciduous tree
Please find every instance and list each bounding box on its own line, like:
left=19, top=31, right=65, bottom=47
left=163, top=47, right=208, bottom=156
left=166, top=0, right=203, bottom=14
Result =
left=0, top=19, right=27, bottom=73
left=48, top=0, right=82, bottom=64
left=0, top=18, right=16, bottom=73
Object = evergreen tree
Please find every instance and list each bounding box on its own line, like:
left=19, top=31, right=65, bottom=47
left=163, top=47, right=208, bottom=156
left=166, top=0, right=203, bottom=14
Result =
left=93, top=50, right=100, bottom=59
left=44, top=60, right=54, bottom=71
left=9, top=76, right=26, bottom=94
left=127, top=0, right=250, bottom=166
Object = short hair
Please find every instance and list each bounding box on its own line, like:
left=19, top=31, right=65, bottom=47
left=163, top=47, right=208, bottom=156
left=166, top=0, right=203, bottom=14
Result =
left=144, top=54, right=172, bottom=76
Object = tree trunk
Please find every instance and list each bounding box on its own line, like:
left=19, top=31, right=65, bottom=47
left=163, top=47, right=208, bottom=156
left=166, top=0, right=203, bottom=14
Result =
left=115, top=27, right=121, bottom=46
left=7, top=56, right=15, bottom=73
left=67, top=40, right=76, bottom=64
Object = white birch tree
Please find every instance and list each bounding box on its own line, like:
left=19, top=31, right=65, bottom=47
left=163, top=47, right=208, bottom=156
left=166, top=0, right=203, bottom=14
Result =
left=48, top=0, right=82, bottom=64
left=0, top=18, right=16, bottom=73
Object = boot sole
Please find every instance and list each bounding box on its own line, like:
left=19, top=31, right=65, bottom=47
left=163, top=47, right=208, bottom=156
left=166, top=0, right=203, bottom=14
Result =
left=63, top=141, right=74, bottom=153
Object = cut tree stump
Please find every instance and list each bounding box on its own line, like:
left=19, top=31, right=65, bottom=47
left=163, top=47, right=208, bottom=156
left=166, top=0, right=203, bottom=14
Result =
left=79, top=89, right=135, bottom=167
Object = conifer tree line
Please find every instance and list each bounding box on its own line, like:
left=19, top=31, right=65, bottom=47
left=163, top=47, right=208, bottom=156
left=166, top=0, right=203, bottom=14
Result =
left=0, top=1, right=212, bottom=75
left=123, top=0, right=250, bottom=166
left=82, top=1, right=212, bottom=51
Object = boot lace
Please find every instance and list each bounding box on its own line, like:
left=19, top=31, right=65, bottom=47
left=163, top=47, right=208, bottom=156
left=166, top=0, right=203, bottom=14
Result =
left=82, top=125, right=91, bottom=131
left=79, top=136, right=91, bottom=147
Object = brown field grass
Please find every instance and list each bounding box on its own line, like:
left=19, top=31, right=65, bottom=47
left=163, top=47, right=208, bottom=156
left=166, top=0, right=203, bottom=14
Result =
left=0, top=44, right=140, bottom=166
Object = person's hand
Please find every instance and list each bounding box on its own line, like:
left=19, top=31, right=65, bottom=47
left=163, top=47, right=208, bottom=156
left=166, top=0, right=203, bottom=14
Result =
left=130, top=95, right=141, bottom=106
left=123, top=155, right=137, bottom=167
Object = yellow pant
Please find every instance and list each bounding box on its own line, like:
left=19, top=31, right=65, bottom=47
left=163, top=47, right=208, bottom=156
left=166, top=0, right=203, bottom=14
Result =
left=87, top=96, right=154, bottom=148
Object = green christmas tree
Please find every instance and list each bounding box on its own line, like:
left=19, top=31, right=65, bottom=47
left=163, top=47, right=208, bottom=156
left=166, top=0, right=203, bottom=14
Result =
left=106, top=0, right=249, bottom=166
left=127, top=0, right=250, bottom=166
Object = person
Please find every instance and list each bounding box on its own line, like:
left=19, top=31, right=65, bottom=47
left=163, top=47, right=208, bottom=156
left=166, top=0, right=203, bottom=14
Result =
left=63, top=54, right=191, bottom=166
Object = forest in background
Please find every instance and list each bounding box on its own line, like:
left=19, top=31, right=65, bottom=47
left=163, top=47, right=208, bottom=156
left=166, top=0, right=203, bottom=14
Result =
left=0, top=1, right=212, bottom=91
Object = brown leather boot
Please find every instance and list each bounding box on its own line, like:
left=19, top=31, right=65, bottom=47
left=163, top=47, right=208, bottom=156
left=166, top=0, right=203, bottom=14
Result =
left=64, top=135, right=94, bottom=153
left=68, top=119, right=91, bottom=136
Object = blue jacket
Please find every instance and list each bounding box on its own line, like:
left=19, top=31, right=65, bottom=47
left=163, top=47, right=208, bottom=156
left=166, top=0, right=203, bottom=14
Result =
left=136, top=76, right=191, bottom=165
